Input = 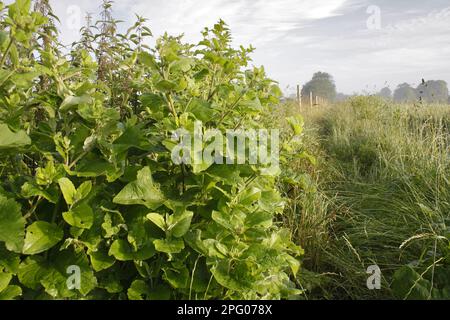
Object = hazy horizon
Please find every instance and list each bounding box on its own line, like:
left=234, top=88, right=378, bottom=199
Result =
left=8, top=0, right=450, bottom=95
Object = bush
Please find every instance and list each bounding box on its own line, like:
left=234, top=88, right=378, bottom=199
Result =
left=0, top=1, right=302, bottom=300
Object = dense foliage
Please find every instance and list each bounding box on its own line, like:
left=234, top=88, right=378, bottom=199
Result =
left=0, top=0, right=304, bottom=300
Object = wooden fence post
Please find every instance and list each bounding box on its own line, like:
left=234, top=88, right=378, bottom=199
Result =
left=310, top=91, right=313, bottom=108
left=297, top=85, right=302, bottom=110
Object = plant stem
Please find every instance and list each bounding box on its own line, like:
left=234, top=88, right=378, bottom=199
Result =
left=0, top=38, right=13, bottom=69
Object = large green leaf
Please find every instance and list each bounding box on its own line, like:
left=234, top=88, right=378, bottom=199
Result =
left=127, top=280, right=151, bottom=300
left=22, top=222, right=63, bottom=255
left=186, top=99, right=215, bottom=122
left=50, top=249, right=97, bottom=297
left=0, top=285, right=22, bottom=300
left=0, top=196, right=25, bottom=253
left=109, top=239, right=156, bottom=261
left=153, top=239, right=184, bottom=254
left=58, top=177, right=77, bottom=206
left=62, top=203, right=94, bottom=229
left=18, top=256, right=49, bottom=290
left=169, top=211, right=194, bottom=238
left=0, top=244, right=20, bottom=274
left=0, top=123, right=31, bottom=150
left=88, top=249, right=115, bottom=272
left=0, top=272, right=12, bottom=292
left=60, top=95, right=92, bottom=112
left=146, top=213, right=166, bottom=231
left=113, top=166, right=165, bottom=209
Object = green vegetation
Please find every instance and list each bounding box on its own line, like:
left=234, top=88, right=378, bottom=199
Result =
left=279, top=96, right=450, bottom=299
left=393, top=81, right=449, bottom=104
left=0, top=0, right=304, bottom=300
left=0, top=0, right=449, bottom=301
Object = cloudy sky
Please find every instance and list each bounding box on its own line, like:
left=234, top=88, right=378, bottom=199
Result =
left=12, top=0, right=450, bottom=94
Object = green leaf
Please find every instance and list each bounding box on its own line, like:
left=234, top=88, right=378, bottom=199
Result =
left=0, top=31, right=7, bottom=47
left=18, top=256, right=48, bottom=290
left=88, top=249, right=115, bottom=272
left=60, top=95, right=92, bottom=112
left=0, top=272, right=12, bottom=292
left=127, top=280, right=150, bottom=300
left=210, top=260, right=248, bottom=291
left=155, top=80, right=177, bottom=92
left=58, top=177, right=77, bottom=205
left=21, top=182, right=59, bottom=204
left=0, top=123, right=31, bottom=150
left=138, top=52, right=158, bottom=70
left=0, top=244, right=20, bottom=274
left=22, top=222, right=63, bottom=255
left=51, top=249, right=97, bottom=297
left=287, top=116, right=304, bottom=135
left=113, top=167, right=165, bottom=209
left=0, top=196, right=25, bottom=253
left=140, top=93, right=165, bottom=113
left=392, top=266, right=434, bottom=300
left=163, top=267, right=189, bottom=289
left=238, top=187, right=261, bottom=205
left=186, top=99, right=215, bottom=122
left=62, top=203, right=94, bottom=229
left=0, top=285, right=22, bottom=300
left=211, top=210, right=234, bottom=231
left=245, top=211, right=273, bottom=229
left=109, top=240, right=156, bottom=261
left=170, top=57, right=194, bottom=73
left=153, top=239, right=184, bottom=254
left=75, top=181, right=92, bottom=202
left=169, top=211, right=194, bottom=238
left=146, top=213, right=166, bottom=231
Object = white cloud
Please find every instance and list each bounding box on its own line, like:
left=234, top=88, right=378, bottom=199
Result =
left=4, top=0, right=449, bottom=94
left=39, top=0, right=347, bottom=47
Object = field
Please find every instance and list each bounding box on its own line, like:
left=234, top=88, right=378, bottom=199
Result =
left=0, top=0, right=449, bottom=300
left=277, top=97, right=450, bottom=299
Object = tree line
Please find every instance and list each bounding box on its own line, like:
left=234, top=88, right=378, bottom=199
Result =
left=299, top=72, right=449, bottom=104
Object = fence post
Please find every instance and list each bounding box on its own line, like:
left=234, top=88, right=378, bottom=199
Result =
left=310, top=91, right=313, bottom=108
left=297, top=85, right=302, bottom=110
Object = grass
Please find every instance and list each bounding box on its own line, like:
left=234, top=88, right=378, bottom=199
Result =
left=277, top=97, right=450, bottom=299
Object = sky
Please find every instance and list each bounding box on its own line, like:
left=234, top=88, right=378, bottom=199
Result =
left=6, top=0, right=450, bottom=95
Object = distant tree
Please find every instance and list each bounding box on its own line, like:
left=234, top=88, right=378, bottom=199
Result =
left=416, top=80, right=449, bottom=104
left=393, top=83, right=417, bottom=103
left=377, top=87, right=392, bottom=100
left=302, top=72, right=337, bottom=102
left=335, top=92, right=349, bottom=102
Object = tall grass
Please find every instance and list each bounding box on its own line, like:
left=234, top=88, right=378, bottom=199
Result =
left=279, top=97, right=450, bottom=299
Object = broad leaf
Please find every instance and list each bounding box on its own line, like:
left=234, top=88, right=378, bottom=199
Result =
left=62, top=203, right=94, bottom=229
left=0, top=196, right=25, bottom=253
left=113, top=167, right=165, bottom=209
left=153, top=239, right=184, bottom=254
left=58, top=178, right=77, bottom=206
left=22, top=222, right=63, bottom=255
left=0, top=123, right=31, bottom=150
